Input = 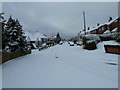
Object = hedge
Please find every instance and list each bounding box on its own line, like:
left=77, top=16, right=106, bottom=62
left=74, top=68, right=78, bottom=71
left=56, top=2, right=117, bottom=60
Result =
left=2, top=49, right=31, bottom=64
left=83, top=41, right=97, bottom=50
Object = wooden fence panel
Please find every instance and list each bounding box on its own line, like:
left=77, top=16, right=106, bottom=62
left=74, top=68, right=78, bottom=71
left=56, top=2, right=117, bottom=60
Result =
left=2, top=49, right=31, bottom=64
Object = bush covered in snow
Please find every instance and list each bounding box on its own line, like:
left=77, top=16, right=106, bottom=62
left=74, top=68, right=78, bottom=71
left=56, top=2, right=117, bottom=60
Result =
left=99, top=33, right=119, bottom=41
left=82, top=34, right=100, bottom=45
left=99, top=34, right=113, bottom=41
left=115, top=35, right=120, bottom=42
left=116, top=38, right=120, bottom=42
left=83, top=40, right=97, bottom=50
left=82, top=34, right=98, bottom=50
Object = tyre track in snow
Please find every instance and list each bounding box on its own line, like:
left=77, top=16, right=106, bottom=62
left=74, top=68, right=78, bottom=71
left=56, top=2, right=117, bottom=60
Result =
left=52, top=43, right=117, bottom=83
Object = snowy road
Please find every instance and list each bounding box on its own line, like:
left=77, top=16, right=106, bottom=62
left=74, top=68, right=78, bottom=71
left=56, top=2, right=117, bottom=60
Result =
left=3, top=42, right=118, bottom=88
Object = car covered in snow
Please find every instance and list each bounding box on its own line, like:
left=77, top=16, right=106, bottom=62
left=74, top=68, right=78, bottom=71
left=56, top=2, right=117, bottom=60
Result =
left=59, top=41, right=64, bottom=45
left=39, top=43, right=48, bottom=50
left=76, top=41, right=82, bottom=46
left=68, top=41, right=74, bottom=46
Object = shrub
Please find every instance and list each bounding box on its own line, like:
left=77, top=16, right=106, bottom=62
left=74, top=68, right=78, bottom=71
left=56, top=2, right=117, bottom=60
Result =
left=116, top=38, right=120, bottom=42
left=82, top=34, right=100, bottom=44
left=99, top=36, right=113, bottom=41
left=82, top=37, right=87, bottom=45
left=83, top=41, right=97, bottom=50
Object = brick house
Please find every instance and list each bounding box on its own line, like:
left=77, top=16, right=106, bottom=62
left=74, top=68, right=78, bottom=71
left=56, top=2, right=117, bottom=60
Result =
left=0, top=22, right=2, bottom=50
left=90, top=24, right=108, bottom=34
left=90, top=17, right=120, bottom=34
left=107, top=17, right=120, bottom=32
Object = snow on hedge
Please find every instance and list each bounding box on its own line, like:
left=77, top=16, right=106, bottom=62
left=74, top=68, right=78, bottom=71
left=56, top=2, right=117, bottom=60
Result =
left=84, top=34, right=101, bottom=41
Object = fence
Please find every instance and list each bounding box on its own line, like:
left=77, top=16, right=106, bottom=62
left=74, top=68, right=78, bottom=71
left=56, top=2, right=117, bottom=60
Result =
left=2, top=49, right=31, bottom=64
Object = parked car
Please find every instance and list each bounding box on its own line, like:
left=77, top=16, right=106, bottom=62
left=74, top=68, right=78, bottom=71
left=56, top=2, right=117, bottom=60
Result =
left=69, top=41, right=74, bottom=46
left=39, top=43, right=47, bottom=51
left=59, top=41, right=63, bottom=45
left=76, top=41, right=82, bottom=46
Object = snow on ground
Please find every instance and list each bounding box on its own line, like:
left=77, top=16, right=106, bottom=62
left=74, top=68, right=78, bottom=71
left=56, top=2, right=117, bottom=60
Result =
left=2, top=41, right=118, bottom=88
left=102, top=40, right=119, bottom=45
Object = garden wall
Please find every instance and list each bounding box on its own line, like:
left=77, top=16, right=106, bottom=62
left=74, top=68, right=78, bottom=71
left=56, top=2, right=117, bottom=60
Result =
left=104, top=45, right=120, bottom=55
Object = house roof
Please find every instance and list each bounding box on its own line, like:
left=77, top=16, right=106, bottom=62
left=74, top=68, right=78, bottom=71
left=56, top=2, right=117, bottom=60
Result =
left=32, top=32, right=47, bottom=41
left=88, top=17, right=119, bottom=33
left=24, top=31, right=47, bottom=41
left=106, top=17, right=119, bottom=25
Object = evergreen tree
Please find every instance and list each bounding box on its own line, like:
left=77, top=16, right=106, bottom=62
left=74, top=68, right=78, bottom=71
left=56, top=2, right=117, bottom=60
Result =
left=5, top=16, right=18, bottom=52
left=5, top=16, right=29, bottom=52
left=55, top=33, right=61, bottom=43
left=14, top=19, right=29, bottom=52
left=0, top=13, right=7, bottom=50
left=1, top=14, right=29, bottom=52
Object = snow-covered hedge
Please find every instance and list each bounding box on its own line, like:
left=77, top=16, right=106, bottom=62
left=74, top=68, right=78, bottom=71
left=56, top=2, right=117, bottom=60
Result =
left=2, top=48, right=31, bottom=63
left=83, top=40, right=97, bottom=50
left=115, top=34, right=120, bottom=42
left=85, top=34, right=100, bottom=41
left=99, top=33, right=119, bottom=41
left=82, top=34, right=100, bottom=45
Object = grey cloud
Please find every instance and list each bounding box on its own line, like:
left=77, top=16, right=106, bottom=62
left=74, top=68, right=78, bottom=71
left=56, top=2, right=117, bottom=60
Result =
left=2, top=2, right=118, bottom=38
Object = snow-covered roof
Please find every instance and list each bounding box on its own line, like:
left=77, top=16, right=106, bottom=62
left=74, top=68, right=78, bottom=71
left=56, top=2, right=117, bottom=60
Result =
left=32, top=32, right=47, bottom=41
left=89, top=17, right=119, bottom=32
left=53, top=35, right=57, bottom=38
left=50, top=35, right=57, bottom=39
left=24, top=31, right=32, bottom=37
left=26, top=36, right=31, bottom=42
left=106, top=17, right=119, bottom=25
left=24, top=31, right=32, bottom=41
left=89, top=23, right=107, bottom=32
left=24, top=31, right=47, bottom=41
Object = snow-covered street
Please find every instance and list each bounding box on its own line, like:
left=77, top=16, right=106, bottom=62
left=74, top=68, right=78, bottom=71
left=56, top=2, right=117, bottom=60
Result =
left=3, top=42, right=118, bottom=88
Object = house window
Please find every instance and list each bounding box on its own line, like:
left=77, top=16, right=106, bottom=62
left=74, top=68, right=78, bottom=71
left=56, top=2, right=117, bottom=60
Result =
left=102, top=27, right=104, bottom=31
left=99, top=28, right=102, bottom=31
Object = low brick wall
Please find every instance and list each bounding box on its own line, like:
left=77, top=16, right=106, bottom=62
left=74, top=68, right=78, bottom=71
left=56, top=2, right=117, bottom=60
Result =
left=2, top=49, right=31, bottom=64
left=104, top=45, right=120, bottom=55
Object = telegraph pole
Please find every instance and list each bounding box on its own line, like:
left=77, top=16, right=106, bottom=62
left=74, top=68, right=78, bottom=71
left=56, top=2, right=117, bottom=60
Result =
left=83, top=11, right=86, bottom=35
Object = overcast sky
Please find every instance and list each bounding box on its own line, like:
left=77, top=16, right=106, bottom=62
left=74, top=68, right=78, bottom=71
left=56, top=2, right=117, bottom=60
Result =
left=3, top=2, right=118, bottom=38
